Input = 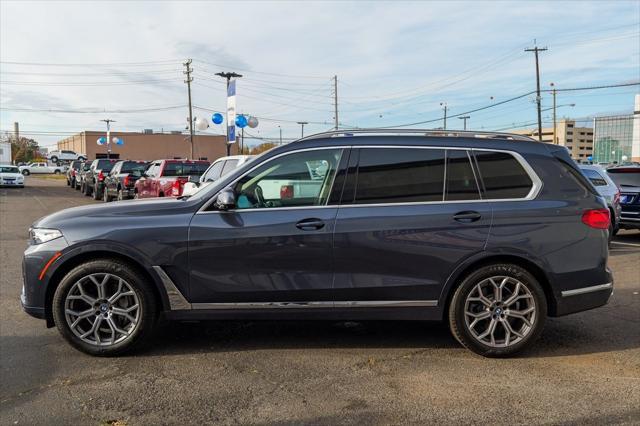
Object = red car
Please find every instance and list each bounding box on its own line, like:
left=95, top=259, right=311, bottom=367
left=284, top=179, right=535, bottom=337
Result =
left=134, top=159, right=210, bottom=198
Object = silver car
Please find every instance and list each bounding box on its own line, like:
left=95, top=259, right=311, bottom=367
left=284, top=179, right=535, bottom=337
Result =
left=580, top=165, right=622, bottom=236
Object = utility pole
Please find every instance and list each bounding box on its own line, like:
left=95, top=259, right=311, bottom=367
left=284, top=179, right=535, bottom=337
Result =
left=525, top=44, right=548, bottom=141
left=278, top=125, right=283, bottom=145
left=183, top=59, right=195, bottom=159
left=550, top=82, right=557, bottom=144
left=297, top=121, right=308, bottom=138
left=458, top=115, right=470, bottom=131
left=333, top=75, right=339, bottom=130
left=100, top=119, right=115, bottom=160
left=440, top=102, right=448, bottom=130
left=13, top=122, right=19, bottom=142
left=215, top=71, right=243, bottom=156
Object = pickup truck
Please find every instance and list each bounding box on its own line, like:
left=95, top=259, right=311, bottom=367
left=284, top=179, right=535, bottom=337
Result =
left=102, top=160, right=149, bottom=201
left=47, top=150, right=86, bottom=164
left=19, top=162, right=65, bottom=175
left=81, top=159, right=118, bottom=200
left=134, top=159, right=209, bottom=198
left=182, top=155, right=254, bottom=196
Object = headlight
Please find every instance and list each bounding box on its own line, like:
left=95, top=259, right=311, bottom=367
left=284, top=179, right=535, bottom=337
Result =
left=29, top=228, right=63, bottom=245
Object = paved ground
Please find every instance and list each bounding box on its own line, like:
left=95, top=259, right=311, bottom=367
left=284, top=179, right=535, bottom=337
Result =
left=1, top=177, right=639, bottom=425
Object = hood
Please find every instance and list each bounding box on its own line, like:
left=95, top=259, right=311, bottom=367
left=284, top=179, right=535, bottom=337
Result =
left=1, top=172, right=23, bottom=179
left=33, top=197, right=198, bottom=229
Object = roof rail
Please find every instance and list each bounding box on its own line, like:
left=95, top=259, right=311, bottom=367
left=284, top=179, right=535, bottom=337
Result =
left=295, top=128, right=538, bottom=143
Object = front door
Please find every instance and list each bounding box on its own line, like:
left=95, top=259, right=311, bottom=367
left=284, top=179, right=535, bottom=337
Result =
left=188, top=147, right=347, bottom=304
left=333, top=147, right=492, bottom=303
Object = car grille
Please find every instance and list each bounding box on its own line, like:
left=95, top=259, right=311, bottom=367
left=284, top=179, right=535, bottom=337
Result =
left=620, top=192, right=639, bottom=205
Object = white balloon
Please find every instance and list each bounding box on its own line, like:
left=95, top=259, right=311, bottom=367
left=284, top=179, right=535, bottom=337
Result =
left=248, top=116, right=259, bottom=128
left=195, top=117, right=209, bottom=131
left=621, top=155, right=628, bottom=161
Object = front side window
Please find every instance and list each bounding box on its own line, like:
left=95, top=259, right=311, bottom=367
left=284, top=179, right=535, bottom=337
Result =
left=354, top=148, right=445, bottom=204
left=474, top=151, right=533, bottom=199
left=234, top=148, right=343, bottom=209
left=445, top=150, right=480, bottom=201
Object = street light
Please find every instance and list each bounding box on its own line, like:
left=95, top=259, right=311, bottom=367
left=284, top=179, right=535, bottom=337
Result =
left=278, top=125, right=283, bottom=145
left=296, top=121, right=308, bottom=138
left=458, top=115, right=470, bottom=131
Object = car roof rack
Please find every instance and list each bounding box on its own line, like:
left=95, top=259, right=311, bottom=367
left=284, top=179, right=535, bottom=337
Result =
left=296, top=128, right=538, bottom=143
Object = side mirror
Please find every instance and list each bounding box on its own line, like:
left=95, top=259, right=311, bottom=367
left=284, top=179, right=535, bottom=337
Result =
left=214, top=188, right=236, bottom=211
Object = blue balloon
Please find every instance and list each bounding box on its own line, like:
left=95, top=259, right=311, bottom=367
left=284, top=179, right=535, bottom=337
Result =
left=115, top=138, right=124, bottom=146
left=212, top=113, right=224, bottom=125
left=236, top=115, right=248, bottom=128
left=97, top=137, right=107, bottom=145
left=587, top=155, right=593, bottom=161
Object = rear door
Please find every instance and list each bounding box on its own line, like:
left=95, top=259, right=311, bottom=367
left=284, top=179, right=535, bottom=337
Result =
left=333, top=147, right=492, bottom=304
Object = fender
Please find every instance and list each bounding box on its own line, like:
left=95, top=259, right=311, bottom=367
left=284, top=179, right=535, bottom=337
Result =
left=437, top=247, right=554, bottom=309
left=44, top=240, right=171, bottom=312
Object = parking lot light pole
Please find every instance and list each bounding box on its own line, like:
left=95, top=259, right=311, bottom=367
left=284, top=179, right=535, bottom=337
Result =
left=297, top=121, right=308, bottom=138
left=100, top=119, right=116, bottom=160
left=458, top=115, right=470, bottom=131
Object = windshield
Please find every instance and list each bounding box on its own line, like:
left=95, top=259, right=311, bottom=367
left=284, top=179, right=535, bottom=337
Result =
left=607, top=168, right=640, bottom=187
left=0, top=166, right=20, bottom=173
left=163, top=162, right=209, bottom=177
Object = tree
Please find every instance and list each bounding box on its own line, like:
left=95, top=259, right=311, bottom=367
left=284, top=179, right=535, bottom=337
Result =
left=10, top=137, right=40, bottom=163
left=242, top=142, right=278, bottom=155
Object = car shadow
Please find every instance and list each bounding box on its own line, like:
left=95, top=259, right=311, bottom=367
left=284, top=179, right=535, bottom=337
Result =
left=139, top=287, right=639, bottom=359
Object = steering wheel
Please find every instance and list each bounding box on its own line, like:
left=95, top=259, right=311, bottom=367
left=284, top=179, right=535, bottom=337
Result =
left=253, top=185, right=265, bottom=208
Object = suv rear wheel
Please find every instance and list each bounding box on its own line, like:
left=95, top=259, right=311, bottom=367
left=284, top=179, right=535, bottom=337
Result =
left=52, top=259, right=157, bottom=356
left=448, top=263, right=546, bottom=357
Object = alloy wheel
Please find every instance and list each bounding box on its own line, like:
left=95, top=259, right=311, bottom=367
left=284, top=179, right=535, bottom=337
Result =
left=64, top=273, right=141, bottom=346
left=464, top=276, right=536, bottom=348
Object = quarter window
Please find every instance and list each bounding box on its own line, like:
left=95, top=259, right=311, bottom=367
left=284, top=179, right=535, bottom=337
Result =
left=234, top=149, right=343, bottom=209
left=474, top=151, right=533, bottom=199
left=581, top=169, right=607, bottom=186
left=355, top=148, right=445, bottom=204
left=445, top=150, right=480, bottom=201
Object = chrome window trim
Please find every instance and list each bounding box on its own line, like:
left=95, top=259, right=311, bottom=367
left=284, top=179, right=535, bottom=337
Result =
left=197, top=145, right=543, bottom=214
left=197, top=145, right=350, bottom=214
left=561, top=282, right=613, bottom=297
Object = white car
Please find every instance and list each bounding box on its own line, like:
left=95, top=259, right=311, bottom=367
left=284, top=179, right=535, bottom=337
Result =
left=47, top=150, right=86, bottom=164
left=19, top=162, right=65, bottom=175
left=182, top=155, right=254, bottom=196
left=0, top=164, right=25, bottom=187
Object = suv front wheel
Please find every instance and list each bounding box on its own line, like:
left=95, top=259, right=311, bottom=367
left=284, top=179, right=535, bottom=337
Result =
left=52, top=259, right=158, bottom=356
left=448, top=263, right=546, bottom=357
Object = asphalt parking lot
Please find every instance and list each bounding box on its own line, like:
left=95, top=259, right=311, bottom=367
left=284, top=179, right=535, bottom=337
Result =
left=1, top=177, right=639, bottom=425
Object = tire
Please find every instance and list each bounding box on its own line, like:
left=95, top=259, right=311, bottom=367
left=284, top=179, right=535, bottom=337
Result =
left=22, top=170, right=30, bottom=176
left=52, top=258, right=158, bottom=356
left=92, top=185, right=102, bottom=200
left=83, top=182, right=91, bottom=196
left=54, top=170, right=61, bottom=175
left=448, top=263, right=546, bottom=357
left=133, top=191, right=139, bottom=199
left=50, top=156, right=58, bottom=163
left=117, top=189, right=125, bottom=201
left=66, top=178, right=71, bottom=186
left=103, top=187, right=111, bottom=202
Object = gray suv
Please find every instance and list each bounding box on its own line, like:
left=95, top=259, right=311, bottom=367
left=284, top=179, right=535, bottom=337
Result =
left=21, top=130, right=613, bottom=357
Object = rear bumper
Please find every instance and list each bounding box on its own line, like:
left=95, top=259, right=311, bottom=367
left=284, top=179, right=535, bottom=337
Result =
left=553, top=271, right=614, bottom=317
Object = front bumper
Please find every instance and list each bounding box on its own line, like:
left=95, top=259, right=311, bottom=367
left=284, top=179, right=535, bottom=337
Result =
left=553, top=269, right=614, bottom=316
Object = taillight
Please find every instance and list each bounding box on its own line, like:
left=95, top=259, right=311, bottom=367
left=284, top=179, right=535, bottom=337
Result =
left=280, top=185, right=294, bottom=199
left=171, top=179, right=183, bottom=196
left=581, top=209, right=610, bottom=230
left=98, top=171, right=104, bottom=181
left=123, top=175, right=130, bottom=187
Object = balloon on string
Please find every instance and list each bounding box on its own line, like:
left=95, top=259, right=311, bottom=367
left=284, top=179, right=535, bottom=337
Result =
left=112, top=137, right=124, bottom=146
left=195, top=117, right=209, bottom=131
left=96, top=137, right=107, bottom=145
left=247, top=116, right=259, bottom=128
left=212, top=113, right=224, bottom=125
left=235, top=115, right=248, bottom=128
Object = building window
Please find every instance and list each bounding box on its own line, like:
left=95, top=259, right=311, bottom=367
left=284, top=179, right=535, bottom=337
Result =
left=567, top=139, right=573, bottom=142
left=567, top=131, right=573, bottom=135
left=567, top=124, right=574, bottom=128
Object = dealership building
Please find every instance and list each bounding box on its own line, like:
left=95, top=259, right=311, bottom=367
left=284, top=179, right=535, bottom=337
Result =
left=56, top=130, right=235, bottom=161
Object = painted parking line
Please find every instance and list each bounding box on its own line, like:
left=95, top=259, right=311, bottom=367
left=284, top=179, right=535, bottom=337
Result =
left=611, top=241, right=640, bottom=248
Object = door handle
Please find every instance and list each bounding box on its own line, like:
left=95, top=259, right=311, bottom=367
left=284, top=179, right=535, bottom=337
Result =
left=296, top=218, right=325, bottom=231
left=453, top=211, right=482, bottom=223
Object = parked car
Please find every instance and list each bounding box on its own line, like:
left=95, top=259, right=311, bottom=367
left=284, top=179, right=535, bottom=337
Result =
left=579, top=165, right=621, bottom=239
left=74, top=161, right=92, bottom=190
left=0, top=164, right=25, bottom=187
left=80, top=159, right=118, bottom=200
left=182, top=155, right=254, bottom=196
left=48, top=150, right=86, bottom=164
left=606, top=165, right=640, bottom=230
left=102, top=160, right=149, bottom=202
left=66, top=160, right=84, bottom=188
left=21, top=129, right=613, bottom=357
left=133, top=159, right=209, bottom=198
left=19, top=162, right=64, bottom=175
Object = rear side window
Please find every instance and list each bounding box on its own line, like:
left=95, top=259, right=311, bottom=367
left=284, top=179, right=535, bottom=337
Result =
left=445, top=150, right=480, bottom=201
left=355, top=148, right=445, bottom=204
left=474, top=151, right=533, bottom=199
left=121, top=161, right=148, bottom=174
left=581, top=168, right=607, bottom=186
left=163, top=162, right=209, bottom=177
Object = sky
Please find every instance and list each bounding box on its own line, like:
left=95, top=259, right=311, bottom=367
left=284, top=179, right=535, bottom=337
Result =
left=1, top=0, right=639, bottom=148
